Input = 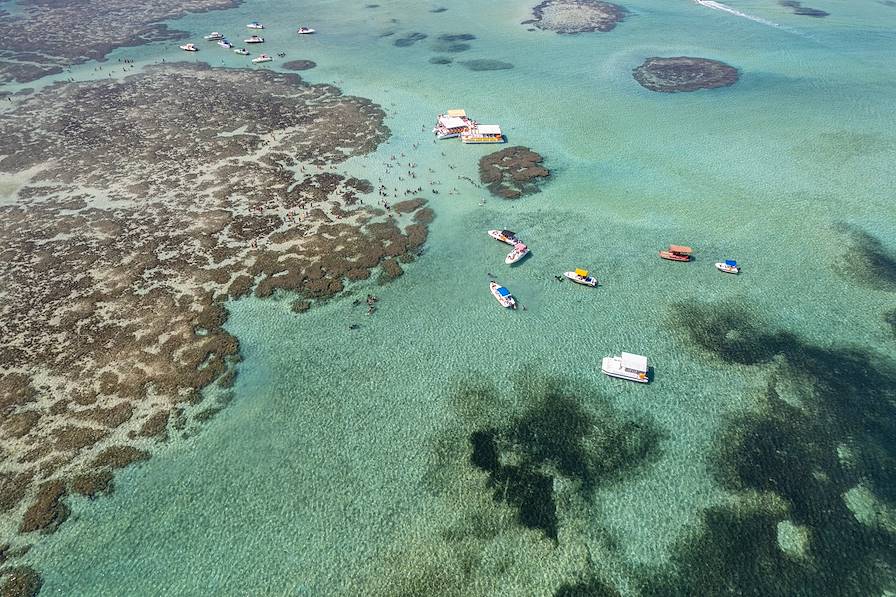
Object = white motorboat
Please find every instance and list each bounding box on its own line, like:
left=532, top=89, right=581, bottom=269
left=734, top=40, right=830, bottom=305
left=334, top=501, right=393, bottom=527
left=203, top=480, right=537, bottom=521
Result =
left=203, top=32, right=224, bottom=40
left=233, top=48, right=250, bottom=55
left=297, top=27, right=316, bottom=34
left=179, top=43, right=199, bottom=52
left=715, top=259, right=740, bottom=274
left=217, top=39, right=233, bottom=48
left=252, top=53, right=272, bottom=63
left=244, top=35, right=264, bottom=43
left=564, top=268, right=597, bottom=287
left=489, top=282, right=516, bottom=309
left=487, top=229, right=518, bottom=246
left=247, top=22, right=264, bottom=29
left=601, top=353, right=649, bottom=383
left=505, top=242, right=529, bottom=265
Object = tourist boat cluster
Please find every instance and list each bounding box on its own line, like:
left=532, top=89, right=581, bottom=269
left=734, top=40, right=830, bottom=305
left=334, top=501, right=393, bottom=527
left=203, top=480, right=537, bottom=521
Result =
left=182, top=21, right=316, bottom=57
left=433, top=109, right=504, bottom=144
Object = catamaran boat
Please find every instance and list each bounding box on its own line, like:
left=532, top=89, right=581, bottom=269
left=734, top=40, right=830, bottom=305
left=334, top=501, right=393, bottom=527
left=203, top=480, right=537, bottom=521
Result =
left=489, top=282, right=517, bottom=309
left=461, top=125, right=504, bottom=144
left=247, top=22, right=264, bottom=29
left=716, top=259, right=740, bottom=274
left=505, top=242, right=529, bottom=265
left=179, top=43, right=199, bottom=52
left=433, top=111, right=473, bottom=139
left=601, top=352, right=649, bottom=383
left=659, top=244, right=692, bottom=262
left=564, top=268, right=597, bottom=287
left=217, top=39, right=233, bottom=48
left=234, top=47, right=250, bottom=55
left=252, top=53, right=272, bottom=63
left=488, top=229, right=518, bottom=245
left=203, top=32, right=225, bottom=40
left=244, top=35, right=264, bottom=43
left=297, top=27, right=316, bottom=34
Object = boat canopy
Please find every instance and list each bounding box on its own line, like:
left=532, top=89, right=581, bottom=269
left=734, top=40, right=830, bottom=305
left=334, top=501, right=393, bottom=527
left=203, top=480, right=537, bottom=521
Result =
left=447, top=109, right=467, bottom=117
left=725, top=259, right=737, bottom=266
left=514, top=242, right=526, bottom=250
left=669, top=245, right=692, bottom=254
left=621, top=353, right=648, bottom=372
left=477, top=124, right=502, bottom=135
left=497, top=287, right=511, bottom=297
left=438, top=116, right=467, bottom=129
left=501, top=230, right=516, bottom=237
left=575, top=268, right=589, bottom=277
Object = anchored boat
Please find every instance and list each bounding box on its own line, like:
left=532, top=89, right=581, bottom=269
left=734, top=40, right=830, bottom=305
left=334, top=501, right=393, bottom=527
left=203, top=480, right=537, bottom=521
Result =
left=505, top=242, right=529, bottom=265
left=179, top=43, right=199, bottom=52
left=234, top=48, right=250, bottom=55
left=461, top=124, right=504, bottom=144
left=247, top=22, right=264, bottom=29
left=489, top=282, right=517, bottom=309
left=297, top=27, right=316, bottom=34
left=433, top=110, right=473, bottom=139
left=244, top=35, right=264, bottom=43
left=659, top=245, right=692, bottom=262
left=716, top=259, right=740, bottom=274
left=564, top=268, right=597, bottom=287
left=217, top=39, right=233, bottom=48
left=488, top=229, right=518, bottom=245
left=203, top=32, right=225, bottom=40
left=601, top=352, right=649, bottom=383
left=252, top=53, right=272, bottom=63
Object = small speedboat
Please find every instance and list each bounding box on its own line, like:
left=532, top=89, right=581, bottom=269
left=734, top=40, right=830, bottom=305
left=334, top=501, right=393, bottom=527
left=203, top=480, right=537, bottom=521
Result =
left=244, top=35, right=264, bottom=43
left=252, top=53, right=272, bottom=63
left=203, top=32, right=225, bottom=40
left=601, top=352, right=649, bottom=383
left=217, top=39, right=233, bottom=48
left=297, top=27, right=316, bottom=34
left=179, top=43, right=199, bottom=52
left=488, top=229, right=518, bottom=246
left=233, top=48, right=250, bottom=55
left=247, top=22, right=264, bottom=29
left=659, top=244, right=692, bottom=262
left=505, top=242, right=529, bottom=265
left=564, top=268, right=597, bottom=287
left=489, top=282, right=517, bottom=309
left=715, top=259, right=740, bottom=274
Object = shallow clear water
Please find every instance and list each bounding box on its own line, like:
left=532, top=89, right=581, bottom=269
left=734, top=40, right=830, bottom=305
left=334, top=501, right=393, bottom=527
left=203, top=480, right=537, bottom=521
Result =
left=18, top=0, right=896, bottom=593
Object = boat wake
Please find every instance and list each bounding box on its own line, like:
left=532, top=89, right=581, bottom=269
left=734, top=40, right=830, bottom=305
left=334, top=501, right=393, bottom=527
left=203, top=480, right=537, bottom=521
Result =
left=694, top=0, right=801, bottom=35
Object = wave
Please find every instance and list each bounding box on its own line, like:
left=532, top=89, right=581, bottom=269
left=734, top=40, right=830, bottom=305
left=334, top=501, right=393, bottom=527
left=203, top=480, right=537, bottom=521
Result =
left=694, top=0, right=797, bottom=32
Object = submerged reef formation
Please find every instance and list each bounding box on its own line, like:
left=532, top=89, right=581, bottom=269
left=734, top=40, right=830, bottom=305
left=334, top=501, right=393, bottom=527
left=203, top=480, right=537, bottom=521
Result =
left=633, top=57, right=738, bottom=93
left=0, top=63, right=430, bottom=569
left=833, top=224, right=896, bottom=292
left=479, top=146, right=550, bottom=199
left=394, top=32, right=428, bottom=47
left=282, top=60, right=317, bottom=71
left=430, top=33, right=476, bottom=53
left=779, top=0, right=829, bottom=17
left=350, top=373, right=660, bottom=595
left=523, top=0, right=625, bottom=33
left=0, top=0, right=239, bottom=83
left=460, top=59, right=514, bottom=71
left=642, top=301, right=896, bottom=595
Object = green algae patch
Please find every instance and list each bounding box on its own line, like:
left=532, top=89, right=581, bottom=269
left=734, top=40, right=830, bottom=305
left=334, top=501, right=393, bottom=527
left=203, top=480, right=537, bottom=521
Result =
left=834, top=224, right=896, bottom=292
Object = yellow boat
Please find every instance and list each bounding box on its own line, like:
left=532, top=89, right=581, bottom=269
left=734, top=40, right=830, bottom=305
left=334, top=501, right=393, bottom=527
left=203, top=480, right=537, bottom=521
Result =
left=563, top=268, right=597, bottom=287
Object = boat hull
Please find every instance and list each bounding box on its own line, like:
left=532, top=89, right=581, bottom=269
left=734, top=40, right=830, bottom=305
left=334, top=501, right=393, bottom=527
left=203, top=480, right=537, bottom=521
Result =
left=563, top=272, right=597, bottom=286
left=489, top=283, right=516, bottom=308
left=601, top=357, right=648, bottom=383
left=505, top=248, right=529, bottom=265
left=715, top=263, right=739, bottom=274
left=461, top=137, right=505, bottom=144
left=487, top=230, right=517, bottom=245
left=659, top=251, right=690, bottom=262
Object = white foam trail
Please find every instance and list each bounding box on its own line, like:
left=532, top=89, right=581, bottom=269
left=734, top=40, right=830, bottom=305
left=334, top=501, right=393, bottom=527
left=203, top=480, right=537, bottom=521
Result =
left=694, top=0, right=794, bottom=31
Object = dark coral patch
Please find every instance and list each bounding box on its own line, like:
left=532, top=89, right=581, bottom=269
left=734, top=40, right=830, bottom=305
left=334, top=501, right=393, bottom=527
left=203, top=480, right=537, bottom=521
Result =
left=779, top=0, right=829, bottom=16
left=834, top=224, right=896, bottom=292
left=394, top=32, right=428, bottom=47
left=429, top=56, right=453, bottom=65
left=460, top=59, right=514, bottom=71
left=479, top=146, right=550, bottom=199
left=282, top=60, right=316, bottom=71
left=633, top=57, right=738, bottom=93
left=526, top=0, right=625, bottom=33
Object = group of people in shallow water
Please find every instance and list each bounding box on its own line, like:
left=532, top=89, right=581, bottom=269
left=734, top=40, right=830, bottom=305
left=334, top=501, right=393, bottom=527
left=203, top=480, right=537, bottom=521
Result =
left=351, top=294, right=379, bottom=318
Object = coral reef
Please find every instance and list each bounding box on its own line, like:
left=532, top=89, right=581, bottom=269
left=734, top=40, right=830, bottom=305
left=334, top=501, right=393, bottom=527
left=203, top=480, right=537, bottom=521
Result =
left=524, top=0, right=625, bottom=33
left=479, top=146, right=550, bottom=199
left=633, top=57, right=738, bottom=92
left=0, top=0, right=240, bottom=83
left=282, top=60, right=317, bottom=71
left=779, top=0, right=829, bottom=17
left=460, top=59, right=514, bottom=71
left=0, top=63, right=430, bottom=557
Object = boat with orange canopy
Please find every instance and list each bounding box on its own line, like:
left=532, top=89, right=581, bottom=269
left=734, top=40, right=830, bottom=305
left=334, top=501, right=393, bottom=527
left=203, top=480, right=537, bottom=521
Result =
left=659, top=245, right=692, bottom=262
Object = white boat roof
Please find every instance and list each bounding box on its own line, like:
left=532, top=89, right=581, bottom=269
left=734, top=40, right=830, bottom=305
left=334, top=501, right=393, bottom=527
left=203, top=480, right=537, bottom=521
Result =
left=476, top=124, right=502, bottom=135
left=438, top=116, right=467, bottom=128
left=620, top=352, right=648, bottom=372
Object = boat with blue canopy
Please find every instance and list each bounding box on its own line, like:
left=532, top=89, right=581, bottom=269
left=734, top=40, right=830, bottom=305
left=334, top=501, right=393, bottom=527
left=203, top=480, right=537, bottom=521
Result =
left=715, top=259, right=740, bottom=274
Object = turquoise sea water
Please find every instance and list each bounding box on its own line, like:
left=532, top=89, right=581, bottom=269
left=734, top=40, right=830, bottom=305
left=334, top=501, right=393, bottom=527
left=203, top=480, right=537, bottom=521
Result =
left=15, top=0, right=896, bottom=593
